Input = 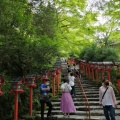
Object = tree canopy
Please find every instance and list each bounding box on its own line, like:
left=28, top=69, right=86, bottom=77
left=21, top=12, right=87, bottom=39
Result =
left=0, top=0, right=120, bottom=76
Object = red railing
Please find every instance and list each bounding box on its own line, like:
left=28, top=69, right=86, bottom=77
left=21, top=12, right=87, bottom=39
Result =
left=75, top=74, right=91, bottom=120
left=67, top=58, right=91, bottom=119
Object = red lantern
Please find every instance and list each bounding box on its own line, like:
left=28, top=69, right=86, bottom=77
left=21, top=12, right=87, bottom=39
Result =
left=10, top=77, right=24, bottom=93
left=51, top=70, right=56, bottom=77
left=25, top=75, right=37, bottom=116
left=10, top=77, right=24, bottom=120
left=41, top=73, right=49, bottom=81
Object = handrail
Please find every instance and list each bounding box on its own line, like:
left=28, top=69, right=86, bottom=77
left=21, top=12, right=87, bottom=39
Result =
left=75, top=74, right=91, bottom=120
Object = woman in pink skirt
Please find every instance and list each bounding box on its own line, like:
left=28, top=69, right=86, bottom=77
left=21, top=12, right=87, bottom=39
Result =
left=60, top=78, right=76, bottom=117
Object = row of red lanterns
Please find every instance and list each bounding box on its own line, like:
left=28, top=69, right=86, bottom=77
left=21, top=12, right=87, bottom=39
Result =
left=0, top=67, right=62, bottom=120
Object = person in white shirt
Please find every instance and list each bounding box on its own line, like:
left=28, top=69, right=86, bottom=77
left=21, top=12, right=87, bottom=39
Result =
left=99, top=79, right=117, bottom=120
left=68, top=72, right=76, bottom=97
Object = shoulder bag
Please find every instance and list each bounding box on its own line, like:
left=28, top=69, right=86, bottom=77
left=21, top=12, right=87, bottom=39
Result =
left=101, top=87, right=108, bottom=102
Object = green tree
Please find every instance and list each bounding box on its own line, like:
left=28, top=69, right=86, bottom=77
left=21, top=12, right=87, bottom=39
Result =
left=80, top=44, right=119, bottom=62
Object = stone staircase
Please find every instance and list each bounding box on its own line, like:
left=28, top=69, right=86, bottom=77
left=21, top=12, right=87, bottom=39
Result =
left=26, top=58, right=120, bottom=120
left=80, top=77, right=120, bottom=120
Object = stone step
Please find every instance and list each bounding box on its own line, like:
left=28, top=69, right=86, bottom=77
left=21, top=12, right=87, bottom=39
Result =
left=73, top=90, right=99, bottom=94
left=79, top=85, right=99, bottom=88
left=74, top=84, right=99, bottom=87
left=76, top=94, right=99, bottom=97
left=75, top=86, right=99, bottom=89
left=34, top=115, right=119, bottom=120
left=57, top=94, right=99, bottom=97
left=81, top=86, right=99, bottom=88
left=78, top=89, right=99, bottom=92
left=52, top=105, right=120, bottom=110
left=55, top=95, right=99, bottom=99
left=52, top=101, right=99, bottom=106
left=51, top=98, right=99, bottom=102
left=35, top=114, right=88, bottom=120
left=52, top=100, right=120, bottom=106
left=52, top=109, right=120, bottom=115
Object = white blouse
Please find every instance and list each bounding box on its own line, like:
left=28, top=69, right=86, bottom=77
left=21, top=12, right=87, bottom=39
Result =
left=61, top=83, right=72, bottom=92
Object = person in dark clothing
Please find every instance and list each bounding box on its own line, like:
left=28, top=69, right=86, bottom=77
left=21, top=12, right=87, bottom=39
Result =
left=40, top=79, right=52, bottom=120
left=67, top=65, right=71, bottom=73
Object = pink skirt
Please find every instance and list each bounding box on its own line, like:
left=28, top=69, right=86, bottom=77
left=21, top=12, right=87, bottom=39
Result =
left=60, top=92, right=76, bottom=113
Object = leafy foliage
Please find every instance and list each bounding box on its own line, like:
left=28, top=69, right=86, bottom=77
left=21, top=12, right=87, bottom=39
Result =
left=80, top=44, right=119, bottom=62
